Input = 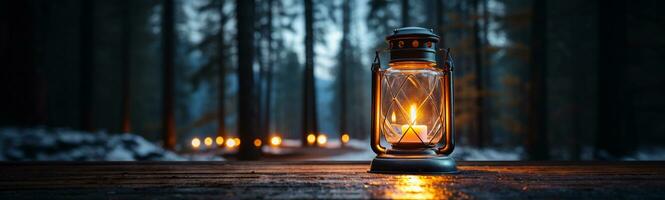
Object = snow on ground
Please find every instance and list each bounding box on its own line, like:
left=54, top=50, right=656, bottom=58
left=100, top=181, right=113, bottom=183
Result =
left=323, top=139, right=522, bottom=161
left=3, top=128, right=663, bottom=161
left=622, top=148, right=665, bottom=161
left=0, top=128, right=222, bottom=161
left=326, top=140, right=665, bottom=161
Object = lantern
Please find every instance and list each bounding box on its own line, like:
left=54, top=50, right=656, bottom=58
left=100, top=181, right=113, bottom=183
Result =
left=369, top=27, right=457, bottom=173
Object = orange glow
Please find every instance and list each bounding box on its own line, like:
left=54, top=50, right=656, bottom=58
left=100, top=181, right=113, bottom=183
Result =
left=341, top=133, right=350, bottom=144
left=253, top=138, right=262, bottom=147
left=225, top=138, right=237, bottom=148
left=204, top=137, right=213, bottom=147
left=270, top=136, right=282, bottom=146
left=191, top=137, right=201, bottom=149
left=391, top=112, right=397, bottom=123
left=215, top=136, right=224, bottom=146
left=306, top=133, right=316, bottom=145
left=234, top=138, right=241, bottom=145
left=317, top=134, right=327, bottom=146
left=389, top=61, right=436, bottom=69
left=386, top=175, right=458, bottom=199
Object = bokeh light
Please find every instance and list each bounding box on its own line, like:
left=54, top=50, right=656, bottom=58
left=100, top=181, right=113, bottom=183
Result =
left=317, top=134, right=327, bottom=146
left=270, top=136, right=282, bottom=146
left=341, top=133, right=350, bottom=144
left=307, top=133, right=316, bottom=145
left=191, top=137, right=201, bottom=149
left=226, top=138, right=237, bottom=148
left=204, top=137, right=213, bottom=147
left=253, top=138, right=262, bottom=147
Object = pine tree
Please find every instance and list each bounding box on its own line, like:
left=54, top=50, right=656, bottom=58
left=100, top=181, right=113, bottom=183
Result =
left=237, top=0, right=261, bottom=159
left=161, top=0, right=176, bottom=150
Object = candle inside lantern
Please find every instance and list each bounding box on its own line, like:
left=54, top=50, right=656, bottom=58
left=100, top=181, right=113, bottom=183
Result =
left=399, top=104, right=428, bottom=144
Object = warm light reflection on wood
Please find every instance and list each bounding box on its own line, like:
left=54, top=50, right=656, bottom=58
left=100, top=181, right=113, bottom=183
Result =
left=387, top=175, right=456, bottom=200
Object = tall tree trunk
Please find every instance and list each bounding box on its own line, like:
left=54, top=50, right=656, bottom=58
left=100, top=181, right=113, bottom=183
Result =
left=237, top=0, right=260, bottom=159
left=121, top=0, right=132, bottom=133
left=526, top=0, right=549, bottom=160
left=472, top=0, right=485, bottom=148
left=435, top=0, right=447, bottom=71
left=483, top=0, right=489, bottom=46
left=217, top=0, right=227, bottom=138
left=339, top=0, right=350, bottom=138
left=256, top=1, right=269, bottom=141
left=436, top=0, right=445, bottom=46
left=401, top=0, right=409, bottom=26
left=596, top=0, right=630, bottom=158
left=570, top=0, right=583, bottom=159
left=0, top=0, right=42, bottom=127
left=79, top=0, right=94, bottom=132
left=262, top=0, right=274, bottom=139
left=162, top=0, right=176, bottom=150
left=255, top=1, right=265, bottom=142
left=302, top=0, right=318, bottom=146
left=482, top=0, right=491, bottom=145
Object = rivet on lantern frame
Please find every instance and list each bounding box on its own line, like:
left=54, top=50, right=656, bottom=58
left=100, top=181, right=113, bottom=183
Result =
left=369, top=27, right=457, bottom=174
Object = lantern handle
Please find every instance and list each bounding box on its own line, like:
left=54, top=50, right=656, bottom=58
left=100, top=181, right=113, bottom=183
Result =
left=370, top=51, right=387, bottom=155
left=437, top=48, right=455, bottom=156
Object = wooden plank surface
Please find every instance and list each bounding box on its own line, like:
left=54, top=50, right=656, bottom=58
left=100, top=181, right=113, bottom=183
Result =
left=1, top=161, right=664, bottom=199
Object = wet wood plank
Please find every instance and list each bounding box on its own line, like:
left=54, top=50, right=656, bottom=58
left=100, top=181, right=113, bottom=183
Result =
left=1, top=161, right=664, bottom=199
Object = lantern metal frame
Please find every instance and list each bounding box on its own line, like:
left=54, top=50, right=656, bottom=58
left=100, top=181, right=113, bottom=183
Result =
left=369, top=28, right=457, bottom=174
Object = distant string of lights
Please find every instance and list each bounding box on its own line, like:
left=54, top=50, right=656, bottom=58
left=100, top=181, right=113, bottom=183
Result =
left=190, top=133, right=352, bottom=151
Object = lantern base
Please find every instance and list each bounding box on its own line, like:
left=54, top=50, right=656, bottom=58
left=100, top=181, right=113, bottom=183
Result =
left=369, top=154, right=457, bottom=174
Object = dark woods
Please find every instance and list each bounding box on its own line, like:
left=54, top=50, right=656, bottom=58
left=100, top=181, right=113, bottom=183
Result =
left=1, top=0, right=665, bottom=160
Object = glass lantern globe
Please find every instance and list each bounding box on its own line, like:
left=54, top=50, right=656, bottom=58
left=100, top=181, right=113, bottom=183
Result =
left=381, top=61, right=445, bottom=148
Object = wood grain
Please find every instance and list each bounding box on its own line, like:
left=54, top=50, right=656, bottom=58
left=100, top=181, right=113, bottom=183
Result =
left=1, top=161, right=664, bottom=199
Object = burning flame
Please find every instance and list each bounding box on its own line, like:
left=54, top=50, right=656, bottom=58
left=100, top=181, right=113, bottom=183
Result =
left=270, top=136, right=282, bottom=146
left=409, top=104, right=418, bottom=124
left=191, top=137, right=201, bottom=149
left=391, top=111, right=397, bottom=123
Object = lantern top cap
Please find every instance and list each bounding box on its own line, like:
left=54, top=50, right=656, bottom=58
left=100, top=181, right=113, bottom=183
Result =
left=386, top=27, right=440, bottom=41
left=385, top=27, right=440, bottom=63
